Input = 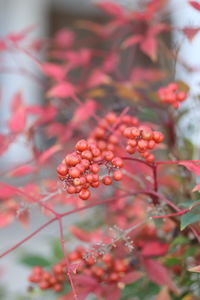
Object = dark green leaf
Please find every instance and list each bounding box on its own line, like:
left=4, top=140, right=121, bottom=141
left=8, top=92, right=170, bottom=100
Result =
left=20, top=254, right=51, bottom=267
left=180, top=210, right=200, bottom=230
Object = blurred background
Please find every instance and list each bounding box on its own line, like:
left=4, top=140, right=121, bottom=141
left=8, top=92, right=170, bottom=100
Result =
left=0, top=0, right=200, bottom=299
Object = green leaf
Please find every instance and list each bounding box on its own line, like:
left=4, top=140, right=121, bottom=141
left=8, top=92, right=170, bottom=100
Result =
left=51, top=239, right=63, bottom=260
left=170, top=236, right=188, bottom=248
left=180, top=210, right=200, bottom=230
left=20, top=254, right=51, bottom=267
left=179, top=200, right=200, bottom=208
left=164, top=257, right=182, bottom=267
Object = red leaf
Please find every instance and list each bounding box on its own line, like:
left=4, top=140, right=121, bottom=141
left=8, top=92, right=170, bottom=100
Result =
left=87, top=70, right=109, bottom=88
left=97, top=2, right=124, bottom=18
left=73, top=99, right=97, bottom=124
left=122, top=35, right=143, bottom=48
left=54, top=28, right=74, bottom=48
left=140, top=35, right=157, bottom=61
left=189, top=1, right=200, bottom=11
left=41, top=63, right=65, bottom=81
left=9, top=165, right=36, bottom=177
left=47, top=82, right=75, bottom=98
left=182, top=27, right=200, bottom=41
left=7, top=26, right=34, bottom=43
left=0, top=182, right=18, bottom=198
left=141, top=241, right=169, bottom=257
left=38, top=144, right=62, bottom=165
left=8, top=108, right=26, bottom=133
left=102, top=52, right=118, bottom=72
left=122, top=271, right=143, bottom=284
left=188, top=264, right=200, bottom=272
left=179, top=161, right=200, bottom=176
left=70, top=226, right=91, bottom=242
left=0, top=213, right=14, bottom=227
left=144, top=259, right=179, bottom=294
left=11, top=92, right=23, bottom=112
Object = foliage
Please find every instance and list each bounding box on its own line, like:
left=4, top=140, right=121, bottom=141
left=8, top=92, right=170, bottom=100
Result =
left=1, top=0, right=200, bottom=299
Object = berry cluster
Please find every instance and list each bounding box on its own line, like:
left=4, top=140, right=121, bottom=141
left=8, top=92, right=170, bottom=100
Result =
left=123, top=125, right=164, bottom=163
left=158, top=82, right=187, bottom=109
left=28, top=247, right=131, bottom=293
left=57, top=138, right=123, bottom=200
left=28, top=265, right=65, bottom=292
left=69, top=247, right=130, bottom=283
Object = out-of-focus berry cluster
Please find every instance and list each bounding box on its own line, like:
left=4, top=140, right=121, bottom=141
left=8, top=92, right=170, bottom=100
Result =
left=158, top=82, right=187, bottom=109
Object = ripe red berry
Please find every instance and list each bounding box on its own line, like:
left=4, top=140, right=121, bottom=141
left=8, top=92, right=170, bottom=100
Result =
left=68, top=167, right=80, bottom=178
left=126, top=145, right=135, bottom=154
left=79, top=189, right=91, bottom=200
left=106, top=112, right=117, bottom=124
left=81, top=150, right=93, bottom=160
left=104, top=150, right=114, bottom=161
left=75, top=139, right=88, bottom=152
left=102, top=176, right=112, bottom=185
left=113, top=170, right=123, bottom=181
left=90, top=163, right=100, bottom=174
left=112, top=157, right=123, bottom=168
left=53, top=283, right=62, bottom=292
left=57, top=164, right=68, bottom=176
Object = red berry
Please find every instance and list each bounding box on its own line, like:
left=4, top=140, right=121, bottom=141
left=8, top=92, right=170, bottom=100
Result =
left=79, top=189, right=91, bottom=200
left=104, top=151, right=114, bottom=161
left=112, top=157, right=123, bottom=168
left=102, top=176, right=112, bottom=185
left=57, top=164, right=68, bottom=176
left=81, top=150, right=93, bottom=160
left=126, top=145, right=135, bottom=154
left=106, top=112, right=117, bottom=124
left=128, top=139, right=137, bottom=148
left=113, top=170, right=123, bottom=181
left=69, top=167, right=80, bottom=178
left=53, top=283, right=62, bottom=292
left=75, top=139, right=88, bottom=152
left=67, top=185, right=76, bottom=194
left=90, top=163, right=100, bottom=174
left=123, top=127, right=132, bottom=138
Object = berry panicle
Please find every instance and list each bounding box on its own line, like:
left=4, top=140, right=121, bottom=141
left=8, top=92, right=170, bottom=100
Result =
left=158, top=82, right=187, bottom=109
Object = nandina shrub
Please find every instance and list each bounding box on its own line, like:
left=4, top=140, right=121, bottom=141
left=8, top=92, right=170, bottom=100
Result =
left=1, top=1, right=200, bottom=299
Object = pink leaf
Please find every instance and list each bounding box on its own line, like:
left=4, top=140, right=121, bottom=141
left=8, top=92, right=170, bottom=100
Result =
left=11, top=92, right=23, bottom=112
left=47, top=82, right=75, bottom=98
left=38, top=144, right=62, bottom=165
left=141, top=241, right=169, bottom=257
left=122, top=35, right=143, bottom=48
left=188, top=264, right=200, bottom=272
left=122, top=271, right=143, bottom=284
left=192, top=183, right=200, bottom=192
left=9, top=165, right=36, bottom=177
left=70, top=226, right=91, bottom=242
left=179, top=161, right=200, bottom=176
left=54, top=28, right=74, bottom=48
left=8, top=108, right=26, bottom=133
left=140, top=35, right=157, bottom=61
left=87, top=70, right=109, bottom=88
left=7, top=26, right=34, bottom=43
left=144, top=259, right=179, bottom=294
left=0, top=182, right=18, bottom=198
left=189, top=1, right=200, bottom=11
left=41, top=63, right=65, bottom=81
left=182, top=27, right=200, bottom=41
left=73, top=99, right=97, bottom=124
left=0, top=213, right=14, bottom=227
left=97, top=2, right=124, bottom=18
